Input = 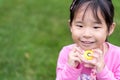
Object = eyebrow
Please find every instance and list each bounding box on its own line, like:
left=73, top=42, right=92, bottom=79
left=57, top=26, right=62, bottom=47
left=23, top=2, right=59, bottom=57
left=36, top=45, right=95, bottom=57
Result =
left=75, top=21, right=102, bottom=24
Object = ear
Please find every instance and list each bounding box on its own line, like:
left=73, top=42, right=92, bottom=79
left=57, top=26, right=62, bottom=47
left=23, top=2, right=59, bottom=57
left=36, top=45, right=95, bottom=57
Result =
left=68, top=19, right=71, bottom=27
left=68, top=19, right=73, bottom=32
left=108, top=22, right=116, bottom=36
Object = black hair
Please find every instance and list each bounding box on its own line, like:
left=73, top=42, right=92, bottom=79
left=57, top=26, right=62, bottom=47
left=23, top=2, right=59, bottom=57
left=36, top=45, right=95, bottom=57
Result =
left=70, top=0, right=114, bottom=31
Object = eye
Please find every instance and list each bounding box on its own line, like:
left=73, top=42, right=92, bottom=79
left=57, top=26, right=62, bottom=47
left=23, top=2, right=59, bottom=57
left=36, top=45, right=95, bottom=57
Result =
left=93, top=26, right=101, bottom=29
left=76, top=25, right=83, bottom=28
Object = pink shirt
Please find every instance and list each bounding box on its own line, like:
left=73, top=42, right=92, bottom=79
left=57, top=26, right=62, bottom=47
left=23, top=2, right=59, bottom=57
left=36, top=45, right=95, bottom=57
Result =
left=56, top=43, right=120, bottom=80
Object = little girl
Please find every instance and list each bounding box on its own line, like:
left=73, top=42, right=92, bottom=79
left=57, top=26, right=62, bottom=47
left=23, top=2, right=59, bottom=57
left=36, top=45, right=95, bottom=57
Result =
left=56, top=0, right=120, bottom=80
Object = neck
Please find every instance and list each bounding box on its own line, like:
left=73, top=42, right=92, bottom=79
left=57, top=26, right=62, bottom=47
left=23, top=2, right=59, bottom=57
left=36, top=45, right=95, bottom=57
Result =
left=102, top=42, right=108, bottom=55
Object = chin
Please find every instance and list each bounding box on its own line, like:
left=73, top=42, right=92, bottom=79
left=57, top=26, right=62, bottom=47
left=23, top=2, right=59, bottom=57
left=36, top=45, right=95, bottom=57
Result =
left=79, top=45, right=96, bottom=50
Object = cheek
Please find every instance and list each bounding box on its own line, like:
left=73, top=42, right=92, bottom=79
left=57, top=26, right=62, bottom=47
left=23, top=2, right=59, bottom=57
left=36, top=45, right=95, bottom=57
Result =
left=71, top=30, right=80, bottom=41
left=71, top=27, right=81, bottom=34
left=96, top=32, right=108, bottom=41
left=71, top=30, right=80, bottom=37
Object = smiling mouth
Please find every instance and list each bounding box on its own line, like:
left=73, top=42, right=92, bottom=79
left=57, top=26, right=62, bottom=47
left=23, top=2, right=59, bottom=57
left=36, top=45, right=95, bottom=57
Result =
left=81, top=41, right=95, bottom=46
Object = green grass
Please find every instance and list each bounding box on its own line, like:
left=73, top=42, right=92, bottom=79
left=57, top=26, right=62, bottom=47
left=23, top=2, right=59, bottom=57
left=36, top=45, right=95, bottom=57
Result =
left=0, top=0, right=120, bottom=80
left=109, top=0, right=120, bottom=45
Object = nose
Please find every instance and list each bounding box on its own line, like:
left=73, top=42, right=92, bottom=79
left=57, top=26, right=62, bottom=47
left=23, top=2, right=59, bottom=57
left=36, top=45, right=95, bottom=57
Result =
left=82, top=28, right=92, bottom=38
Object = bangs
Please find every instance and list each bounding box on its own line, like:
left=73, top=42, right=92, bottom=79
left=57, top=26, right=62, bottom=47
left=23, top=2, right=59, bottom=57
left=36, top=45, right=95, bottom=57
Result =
left=76, top=1, right=102, bottom=23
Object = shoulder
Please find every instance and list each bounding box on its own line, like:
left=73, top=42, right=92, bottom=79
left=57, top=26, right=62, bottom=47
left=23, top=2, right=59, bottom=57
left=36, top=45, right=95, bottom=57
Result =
left=62, top=44, right=75, bottom=50
left=106, top=43, right=120, bottom=71
left=59, top=44, right=75, bottom=54
left=58, top=44, right=75, bottom=58
left=108, top=42, right=120, bottom=52
left=107, top=42, right=120, bottom=58
left=57, top=44, right=75, bottom=63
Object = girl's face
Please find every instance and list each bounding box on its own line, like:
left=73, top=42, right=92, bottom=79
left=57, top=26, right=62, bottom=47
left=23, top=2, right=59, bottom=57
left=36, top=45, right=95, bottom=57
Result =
left=70, top=7, right=115, bottom=50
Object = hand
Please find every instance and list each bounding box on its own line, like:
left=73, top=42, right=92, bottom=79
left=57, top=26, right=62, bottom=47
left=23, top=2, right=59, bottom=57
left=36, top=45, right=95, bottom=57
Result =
left=79, top=48, right=105, bottom=72
left=92, top=49, right=105, bottom=72
left=74, top=47, right=105, bottom=72
left=68, top=47, right=82, bottom=68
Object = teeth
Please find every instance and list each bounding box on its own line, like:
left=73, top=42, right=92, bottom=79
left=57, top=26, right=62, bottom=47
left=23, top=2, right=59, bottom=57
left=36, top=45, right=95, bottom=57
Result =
left=82, top=41, right=93, bottom=44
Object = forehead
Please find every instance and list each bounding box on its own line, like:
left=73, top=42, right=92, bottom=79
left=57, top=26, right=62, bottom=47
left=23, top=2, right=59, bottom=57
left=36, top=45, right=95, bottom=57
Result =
left=74, top=3, right=105, bottom=23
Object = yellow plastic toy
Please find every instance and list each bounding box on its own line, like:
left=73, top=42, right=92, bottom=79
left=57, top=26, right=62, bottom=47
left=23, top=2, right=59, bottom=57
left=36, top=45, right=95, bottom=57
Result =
left=84, top=50, right=94, bottom=60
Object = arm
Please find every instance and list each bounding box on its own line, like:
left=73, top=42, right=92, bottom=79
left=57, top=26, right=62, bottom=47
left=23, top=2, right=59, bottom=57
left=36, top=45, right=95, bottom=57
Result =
left=56, top=47, right=82, bottom=80
left=56, top=63, right=82, bottom=80
left=96, top=45, right=120, bottom=80
left=97, top=65, right=120, bottom=80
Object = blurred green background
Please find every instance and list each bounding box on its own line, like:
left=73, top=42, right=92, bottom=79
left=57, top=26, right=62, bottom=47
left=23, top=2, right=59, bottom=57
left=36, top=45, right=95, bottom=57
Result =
left=0, top=0, right=120, bottom=80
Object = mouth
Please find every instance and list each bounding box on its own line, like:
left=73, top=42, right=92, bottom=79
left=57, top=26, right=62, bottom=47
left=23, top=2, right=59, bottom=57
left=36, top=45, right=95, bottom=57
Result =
left=81, top=41, right=95, bottom=47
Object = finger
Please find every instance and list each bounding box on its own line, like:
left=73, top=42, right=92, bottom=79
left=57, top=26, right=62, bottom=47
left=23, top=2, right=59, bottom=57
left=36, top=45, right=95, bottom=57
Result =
left=71, top=47, right=77, bottom=53
left=93, top=48, right=103, bottom=55
left=79, top=54, right=90, bottom=63
left=91, top=49, right=105, bottom=67
left=91, top=52, right=99, bottom=58
left=74, top=47, right=84, bottom=55
left=70, top=51, right=82, bottom=62
left=68, top=51, right=81, bottom=67
left=92, top=48, right=103, bottom=60
left=84, top=63, right=95, bottom=68
left=69, top=47, right=77, bottom=57
left=72, top=56, right=81, bottom=63
left=88, top=58, right=98, bottom=65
